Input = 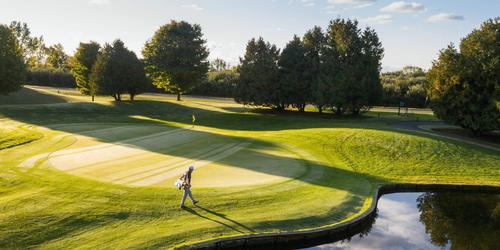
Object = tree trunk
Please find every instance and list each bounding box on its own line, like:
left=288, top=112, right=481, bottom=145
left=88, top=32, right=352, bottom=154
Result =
left=92, top=94, right=94, bottom=102
left=177, top=92, right=181, bottom=101
left=318, top=106, right=323, bottom=114
left=299, top=104, right=305, bottom=113
left=336, top=107, right=342, bottom=116
left=130, top=93, right=135, bottom=101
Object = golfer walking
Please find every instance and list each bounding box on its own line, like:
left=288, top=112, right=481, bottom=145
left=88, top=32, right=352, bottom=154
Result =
left=179, top=165, right=199, bottom=209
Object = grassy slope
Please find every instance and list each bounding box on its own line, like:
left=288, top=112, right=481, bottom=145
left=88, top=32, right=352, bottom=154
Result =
left=0, top=87, right=499, bottom=249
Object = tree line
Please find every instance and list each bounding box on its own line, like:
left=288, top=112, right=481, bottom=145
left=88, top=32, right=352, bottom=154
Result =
left=1, top=17, right=498, bottom=133
left=236, top=18, right=384, bottom=115
left=380, top=66, right=428, bottom=108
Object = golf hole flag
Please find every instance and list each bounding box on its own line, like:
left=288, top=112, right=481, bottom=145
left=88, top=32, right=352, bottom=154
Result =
left=192, top=114, right=196, bottom=124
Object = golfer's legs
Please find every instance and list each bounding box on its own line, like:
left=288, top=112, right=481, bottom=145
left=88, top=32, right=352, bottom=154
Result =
left=180, top=188, right=189, bottom=207
left=180, top=187, right=196, bottom=207
left=187, top=188, right=196, bottom=203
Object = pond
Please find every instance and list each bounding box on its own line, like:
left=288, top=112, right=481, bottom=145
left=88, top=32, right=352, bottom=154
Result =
left=303, top=192, right=500, bottom=250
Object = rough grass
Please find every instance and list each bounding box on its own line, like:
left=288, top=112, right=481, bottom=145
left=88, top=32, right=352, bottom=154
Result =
left=0, top=125, right=43, bottom=150
left=0, top=86, right=498, bottom=249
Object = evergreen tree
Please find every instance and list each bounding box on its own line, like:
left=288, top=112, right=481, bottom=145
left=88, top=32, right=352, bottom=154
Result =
left=91, top=40, right=148, bottom=101
left=278, top=35, right=308, bottom=112
left=235, top=37, right=281, bottom=110
left=322, top=18, right=383, bottom=115
left=303, top=26, right=326, bottom=113
left=71, top=41, right=100, bottom=100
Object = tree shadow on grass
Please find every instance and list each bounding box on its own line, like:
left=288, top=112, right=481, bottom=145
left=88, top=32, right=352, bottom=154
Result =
left=0, top=86, right=69, bottom=105
left=0, top=98, right=394, bottom=192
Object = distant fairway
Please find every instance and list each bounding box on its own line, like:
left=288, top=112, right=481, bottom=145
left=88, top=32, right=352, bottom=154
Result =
left=24, top=123, right=307, bottom=187
left=0, top=86, right=498, bottom=249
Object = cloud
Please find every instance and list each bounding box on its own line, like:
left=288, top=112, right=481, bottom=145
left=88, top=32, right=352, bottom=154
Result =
left=327, top=0, right=375, bottom=10
left=427, top=13, right=464, bottom=22
left=361, top=14, right=393, bottom=24
left=301, top=0, right=316, bottom=7
left=328, top=0, right=375, bottom=4
left=381, top=1, right=425, bottom=13
left=88, top=0, right=110, bottom=5
left=181, top=4, right=203, bottom=11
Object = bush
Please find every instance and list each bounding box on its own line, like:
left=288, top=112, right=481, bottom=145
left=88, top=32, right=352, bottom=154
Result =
left=26, top=68, right=76, bottom=88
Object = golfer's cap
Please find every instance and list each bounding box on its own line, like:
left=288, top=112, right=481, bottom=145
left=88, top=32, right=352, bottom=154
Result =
left=189, top=165, right=195, bottom=171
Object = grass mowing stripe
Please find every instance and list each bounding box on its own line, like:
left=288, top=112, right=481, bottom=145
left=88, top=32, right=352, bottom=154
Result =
left=120, top=142, right=247, bottom=186
left=47, top=127, right=187, bottom=158
left=130, top=142, right=253, bottom=186
left=105, top=142, right=236, bottom=182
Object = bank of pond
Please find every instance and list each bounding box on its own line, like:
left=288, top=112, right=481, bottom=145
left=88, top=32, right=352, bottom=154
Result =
left=186, top=185, right=499, bottom=250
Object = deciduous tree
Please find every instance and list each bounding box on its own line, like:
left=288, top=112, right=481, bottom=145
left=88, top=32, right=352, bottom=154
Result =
left=45, top=43, right=69, bottom=70
left=0, top=24, right=26, bottom=95
left=9, top=21, right=46, bottom=68
left=428, top=18, right=500, bottom=134
left=143, top=20, right=209, bottom=101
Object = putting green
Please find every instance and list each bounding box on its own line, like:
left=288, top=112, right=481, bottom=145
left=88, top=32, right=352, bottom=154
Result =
left=29, top=124, right=307, bottom=187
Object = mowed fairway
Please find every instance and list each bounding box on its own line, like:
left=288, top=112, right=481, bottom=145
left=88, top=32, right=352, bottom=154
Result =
left=0, top=86, right=499, bottom=249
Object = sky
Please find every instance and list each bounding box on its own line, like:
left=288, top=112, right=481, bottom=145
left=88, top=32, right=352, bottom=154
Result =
left=1, top=0, right=499, bottom=71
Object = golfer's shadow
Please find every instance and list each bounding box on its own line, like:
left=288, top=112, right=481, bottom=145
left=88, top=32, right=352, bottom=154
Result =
left=183, top=206, right=255, bottom=233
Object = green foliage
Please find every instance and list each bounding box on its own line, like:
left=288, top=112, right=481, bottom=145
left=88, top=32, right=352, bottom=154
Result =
left=235, top=37, right=282, bottom=109
left=45, top=43, right=69, bottom=70
left=428, top=18, right=500, bottom=134
left=8, top=21, right=46, bottom=68
left=278, top=35, right=308, bottom=112
left=143, top=20, right=209, bottom=101
left=210, top=58, right=229, bottom=71
left=91, top=40, right=149, bottom=101
left=235, top=19, right=383, bottom=115
left=380, top=66, right=428, bottom=108
left=26, top=67, right=76, bottom=88
left=189, top=69, right=239, bottom=97
left=321, top=19, right=383, bottom=115
left=0, top=24, right=26, bottom=95
left=71, top=41, right=100, bottom=97
left=304, top=26, right=326, bottom=113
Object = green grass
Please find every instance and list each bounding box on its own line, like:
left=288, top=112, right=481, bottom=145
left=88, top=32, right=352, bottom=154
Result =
left=0, top=86, right=498, bottom=249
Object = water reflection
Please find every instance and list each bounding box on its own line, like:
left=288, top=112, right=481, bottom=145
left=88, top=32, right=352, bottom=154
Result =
left=304, top=192, right=500, bottom=250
